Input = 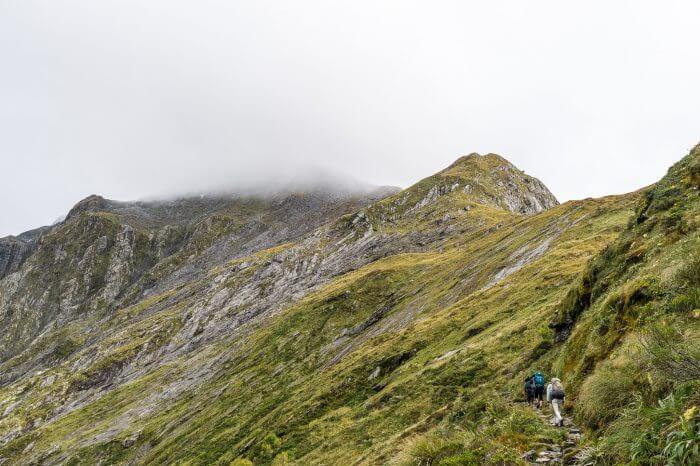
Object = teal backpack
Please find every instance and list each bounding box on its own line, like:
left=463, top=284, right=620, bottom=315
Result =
left=533, top=372, right=545, bottom=388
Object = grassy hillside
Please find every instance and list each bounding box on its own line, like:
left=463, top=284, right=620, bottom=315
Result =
left=0, top=150, right=698, bottom=465
left=548, top=145, right=700, bottom=464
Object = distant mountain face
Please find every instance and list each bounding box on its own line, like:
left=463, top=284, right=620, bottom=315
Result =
left=0, top=151, right=696, bottom=465
left=0, top=237, right=33, bottom=281
left=0, top=226, right=50, bottom=280
left=0, top=186, right=397, bottom=365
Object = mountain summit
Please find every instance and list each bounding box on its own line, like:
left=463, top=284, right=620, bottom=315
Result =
left=0, top=148, right=697, bottom=465
left=437, top=152, right=558, bottom=213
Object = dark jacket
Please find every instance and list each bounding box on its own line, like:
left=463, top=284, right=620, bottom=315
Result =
left=524, top=377, right=536, bottom=393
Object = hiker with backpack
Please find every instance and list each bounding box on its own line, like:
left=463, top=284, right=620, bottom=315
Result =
left=547, top=377, right=566, bottom=426
left=524, top=376, right=537, bottom=406
left=531, top=371, right=546, bottom=408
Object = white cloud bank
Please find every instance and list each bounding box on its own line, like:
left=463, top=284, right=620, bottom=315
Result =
left=1, top=1, right=699, bottom=235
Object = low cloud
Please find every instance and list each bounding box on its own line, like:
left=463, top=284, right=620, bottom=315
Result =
left=1, top=1, right=699, bottom=236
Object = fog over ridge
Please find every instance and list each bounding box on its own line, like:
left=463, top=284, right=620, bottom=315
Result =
left=1, top=1, right=699, bottom=236
left=136, top=166, right=401, bottom=203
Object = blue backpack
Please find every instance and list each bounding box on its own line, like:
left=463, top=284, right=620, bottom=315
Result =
left=534, top=373, right=545, bottom=387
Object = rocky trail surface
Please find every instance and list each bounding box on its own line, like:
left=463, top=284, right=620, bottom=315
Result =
left=521, top=403, right=584, bottom=465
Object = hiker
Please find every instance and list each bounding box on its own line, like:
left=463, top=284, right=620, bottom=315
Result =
left=532, top=371, right=546, bottom=408
left=524, top=376, right=537, bottom=406
left=547, top=377, right=566, bottom=426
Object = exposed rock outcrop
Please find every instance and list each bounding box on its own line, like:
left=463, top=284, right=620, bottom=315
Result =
left=0, top=237, right=33, bottom=280
left=441, top=153, right=558, bottom=214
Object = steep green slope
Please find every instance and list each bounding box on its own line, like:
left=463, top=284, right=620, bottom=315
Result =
left=0, top=154, right=625, bottom=464
left=129, top=194, right=633, bottom=465
left=546, top=145, right=700, bottom=464
left=0, top=149, right=697, bottom=465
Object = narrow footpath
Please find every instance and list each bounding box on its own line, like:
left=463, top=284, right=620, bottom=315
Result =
left=521, top=403, right=584, bottom=465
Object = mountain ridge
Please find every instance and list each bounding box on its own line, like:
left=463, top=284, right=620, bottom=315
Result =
left=0, top=150, right=697, bottom=465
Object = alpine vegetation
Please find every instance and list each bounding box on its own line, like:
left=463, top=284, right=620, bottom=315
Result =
left=0, top=149, right=699, bottom=465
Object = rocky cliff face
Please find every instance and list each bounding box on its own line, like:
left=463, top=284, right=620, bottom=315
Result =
left=0, top=151, right=697, bottom=465
left=0, top=237, right=33, bottom=281
left=0, top=187, right=396, bottom=368
left=0, top=226, right=49, bottom=280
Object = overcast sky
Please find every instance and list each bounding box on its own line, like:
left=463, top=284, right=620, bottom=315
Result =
left=1, top=1, right=699, bottom=236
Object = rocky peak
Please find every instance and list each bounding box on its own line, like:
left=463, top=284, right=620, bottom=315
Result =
left=442, top=152, right=508, bottom=171
left=427, top=153, right=559, bottom=215
left=66, top=194, right=113, bottom=220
